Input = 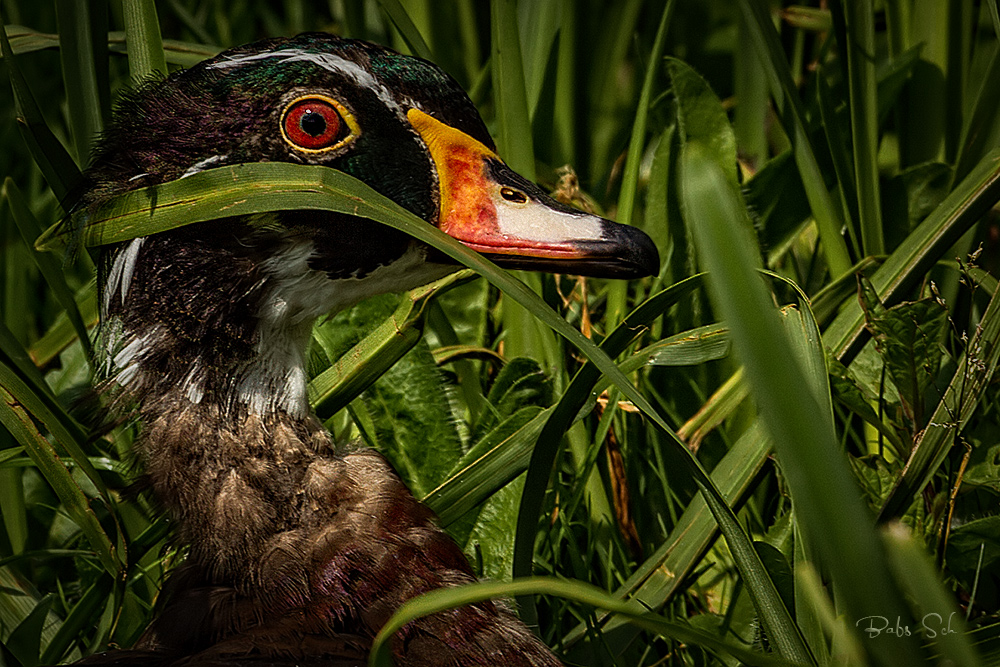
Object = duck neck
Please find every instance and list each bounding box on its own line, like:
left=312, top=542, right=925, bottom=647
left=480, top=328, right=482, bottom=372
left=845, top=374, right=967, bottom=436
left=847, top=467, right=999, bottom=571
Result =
left=99, top=228, right=345, bottom=578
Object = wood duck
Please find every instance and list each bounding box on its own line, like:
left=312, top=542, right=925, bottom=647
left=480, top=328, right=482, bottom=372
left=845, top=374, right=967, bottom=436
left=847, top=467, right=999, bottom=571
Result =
left=75, top=33, right=658, bottom=666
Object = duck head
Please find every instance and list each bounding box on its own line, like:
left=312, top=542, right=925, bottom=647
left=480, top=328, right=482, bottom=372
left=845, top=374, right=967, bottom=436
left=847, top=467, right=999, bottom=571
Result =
left=88, top=33, right=659, bottom=417
left=87, top=33, right=658, bottom=284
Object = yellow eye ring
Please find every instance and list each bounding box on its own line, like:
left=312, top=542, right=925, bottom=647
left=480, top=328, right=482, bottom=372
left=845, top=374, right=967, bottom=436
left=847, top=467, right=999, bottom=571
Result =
left=280, top=94, right=361, bottom=154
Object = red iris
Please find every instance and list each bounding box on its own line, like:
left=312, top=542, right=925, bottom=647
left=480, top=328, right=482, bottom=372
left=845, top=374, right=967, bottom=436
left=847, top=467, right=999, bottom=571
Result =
left=283, top=99, right=343, bottom=150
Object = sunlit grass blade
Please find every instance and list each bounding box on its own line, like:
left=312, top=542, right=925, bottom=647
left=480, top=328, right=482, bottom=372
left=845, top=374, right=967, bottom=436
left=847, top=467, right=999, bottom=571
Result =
left=370, top=577, right=803, bottom=667
left=122, top=0, right=167, bottom=79
left=736, top=0, right=852, bottom=278
left=676, top=369, right=748, bottom=449
left=824, top=148, right=1000, bottom=361
left=877, top=278, right=1000, bottom=521
left=682, top=140, right=923, bottom=665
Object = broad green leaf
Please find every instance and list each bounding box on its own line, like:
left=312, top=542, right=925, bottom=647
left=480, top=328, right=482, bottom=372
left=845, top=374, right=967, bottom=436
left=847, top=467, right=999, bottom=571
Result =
left=363, top=338, right=463, bottom=498
left=878, top=280, right=1000, bottom=521
left=864, top=297, right=948, bottom=430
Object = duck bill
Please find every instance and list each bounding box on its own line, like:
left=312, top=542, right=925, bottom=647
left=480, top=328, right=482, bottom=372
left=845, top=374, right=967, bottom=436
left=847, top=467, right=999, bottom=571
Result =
left=407, top=109, right=659, bottom=279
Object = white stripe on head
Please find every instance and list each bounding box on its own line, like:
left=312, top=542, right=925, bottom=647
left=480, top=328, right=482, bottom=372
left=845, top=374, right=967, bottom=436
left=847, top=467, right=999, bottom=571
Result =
left=207, top=48, right=404, bottom=112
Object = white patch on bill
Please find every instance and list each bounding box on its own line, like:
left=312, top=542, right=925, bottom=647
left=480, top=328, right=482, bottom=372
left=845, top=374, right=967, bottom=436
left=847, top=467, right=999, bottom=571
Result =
left=493, top=194, right=604, bottom=244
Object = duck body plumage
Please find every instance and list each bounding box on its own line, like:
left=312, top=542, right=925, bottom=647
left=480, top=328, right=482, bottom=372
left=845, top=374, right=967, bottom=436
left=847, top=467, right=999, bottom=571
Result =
left=74, top=32, right=658, bottom=666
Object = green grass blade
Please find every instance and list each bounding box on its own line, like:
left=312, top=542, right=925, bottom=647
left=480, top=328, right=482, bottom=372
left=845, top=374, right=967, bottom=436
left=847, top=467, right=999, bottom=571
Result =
left=824, top=148, right=1000, bottom=361
left=954, top=44, right=1000, bottom=184
left=27, top=282, right=98, bottom=368
left=0, top=14, right=81, bottom=203
left=369, top=577, right=802, bottom=667
left=840, top=0, right=885, bottom=255
left=605, top=0, right=675, bottom=327
left=563, top=420, right=770, bottom=653
left=617, top=0, right=675, bottom=228
left=0, top=436, right=28, bottom=556
left=0, top=381, right=119, bottom=577
left=39, top=574, right=113, bottom=665
left=375, top=0, right=433, bottom=61
left=122, top=0, right=167, bottom=80
left=490, top=0, right=534, bottom=179
left=55, top=0, right=106, bottom=166
left=4, top=179, right=93, bottom=359
left=0, top=358, right=107, bottom=505
left=517, top=0, right=559, bottom=118
left=551, top=0, right=576, bottom=165
left=424, top=406, right=547, bottom=525
left=682, top=141, right=922, bottom=665
left=882, top=524, right=982, bottom=666
left=3, top=26, right=221, bottom=67
left=736, top=0, right=852, bottom=277
left=309, top=273, right=470, bottom=420
left=0, top=319, right=54, bottom=401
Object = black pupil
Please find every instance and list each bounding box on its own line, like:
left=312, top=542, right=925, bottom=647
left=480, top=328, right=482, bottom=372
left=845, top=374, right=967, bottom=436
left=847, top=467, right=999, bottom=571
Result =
left=300, top=109, right=327, bottom=136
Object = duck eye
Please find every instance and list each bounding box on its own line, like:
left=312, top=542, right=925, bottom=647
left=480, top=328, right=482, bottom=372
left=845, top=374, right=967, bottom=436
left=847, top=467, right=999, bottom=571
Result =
left=500, top=187, right=528, bottom=204
left=281, top=95, right=357, bottom=153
